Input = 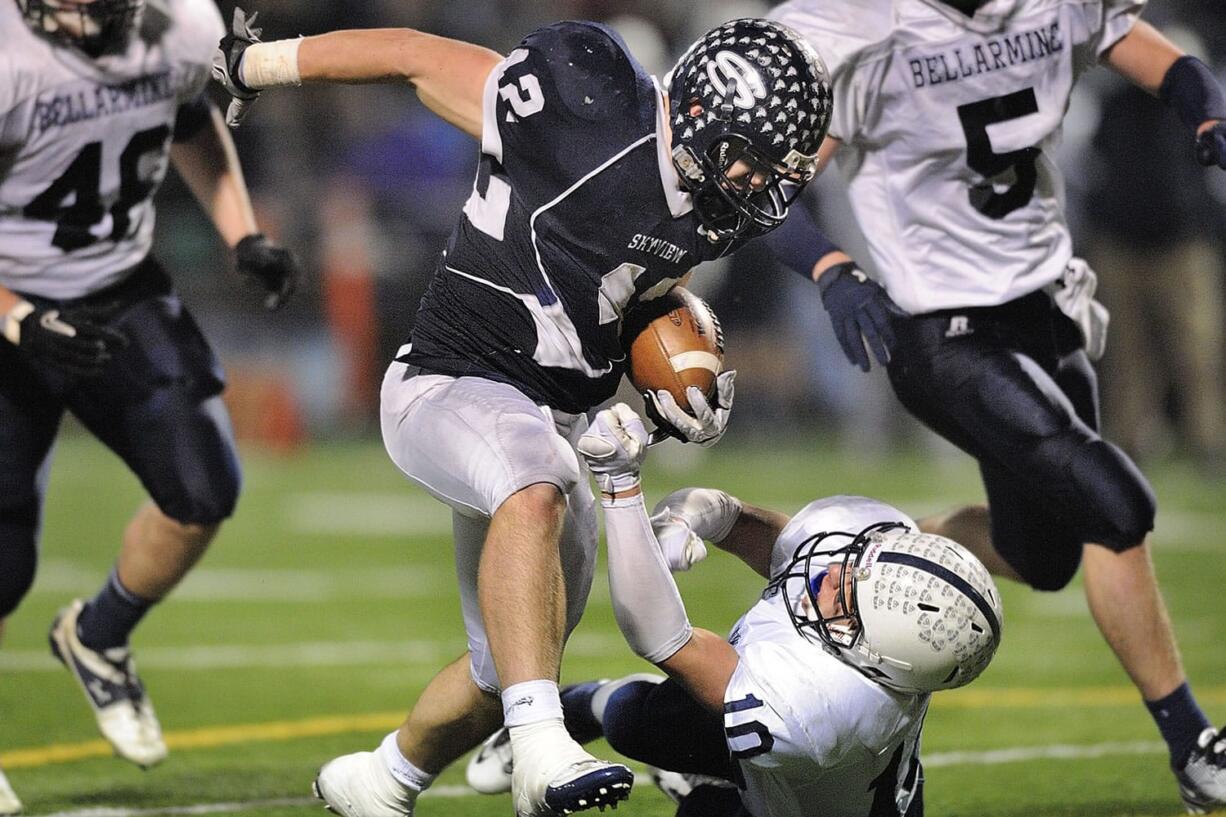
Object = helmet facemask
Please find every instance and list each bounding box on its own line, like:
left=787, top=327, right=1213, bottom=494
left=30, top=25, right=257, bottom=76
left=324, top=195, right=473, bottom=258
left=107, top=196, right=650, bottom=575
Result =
left=777, top=522, right=905, bottom=657
left=18, top=0, right=144, bottom=57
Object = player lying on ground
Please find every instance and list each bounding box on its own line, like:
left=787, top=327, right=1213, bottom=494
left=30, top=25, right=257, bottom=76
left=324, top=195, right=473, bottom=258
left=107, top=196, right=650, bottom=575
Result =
left=213, top=10, right=832, bottom=817
left=762, top=0, right=1226, bottom=810
left=0, top=1, right=298, bottom=811
left=469, top=403, right=1004, bottom=817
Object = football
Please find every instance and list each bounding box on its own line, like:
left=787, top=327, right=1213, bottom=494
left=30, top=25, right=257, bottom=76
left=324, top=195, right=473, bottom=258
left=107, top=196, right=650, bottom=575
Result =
left=623, top=286, right=725, bottom=411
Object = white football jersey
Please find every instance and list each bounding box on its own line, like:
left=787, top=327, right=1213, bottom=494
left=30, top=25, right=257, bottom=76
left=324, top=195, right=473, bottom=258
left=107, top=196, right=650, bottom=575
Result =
left=0, top=0, right=222, bottom=298
left=724, top=496, right=927, bottom=817
left=770, top=0, right=1144, bottom=313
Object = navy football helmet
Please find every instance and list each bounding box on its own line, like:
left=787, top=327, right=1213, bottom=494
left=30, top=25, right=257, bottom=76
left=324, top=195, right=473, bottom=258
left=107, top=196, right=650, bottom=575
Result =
left=667, top=18, right=832, bottom=243
left=17, top=0, right=144, bottom=57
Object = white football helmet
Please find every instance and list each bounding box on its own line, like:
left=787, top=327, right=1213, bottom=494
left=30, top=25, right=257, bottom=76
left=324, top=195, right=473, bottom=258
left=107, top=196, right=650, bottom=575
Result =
left=777, top=524, right=1003, bottom=694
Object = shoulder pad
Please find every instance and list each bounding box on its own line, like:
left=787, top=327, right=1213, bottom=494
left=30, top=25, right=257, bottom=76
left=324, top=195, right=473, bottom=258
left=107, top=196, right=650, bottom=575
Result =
left=517, top=21, right=653, bottom=123
left=769, top=0, right=894, bottom=75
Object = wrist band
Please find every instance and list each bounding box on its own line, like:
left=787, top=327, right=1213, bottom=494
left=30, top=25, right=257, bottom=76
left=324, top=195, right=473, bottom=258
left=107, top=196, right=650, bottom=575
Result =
left=2, top=300, right=35, bottom=345
left=1159, top=55, right=1226, bottom=133
left=240, top=39, right=304, bottom=89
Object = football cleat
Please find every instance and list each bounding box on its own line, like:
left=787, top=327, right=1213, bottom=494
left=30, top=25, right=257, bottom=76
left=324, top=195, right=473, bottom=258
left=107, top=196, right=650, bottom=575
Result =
left=647, top=767, right=736, bottom=804
left=1176, top=726, right=1226, bottom=814
left=510, top=721, right=633, bottom=817
left=466, top=726, right=513, bottom=795
left=313, top=750, right=417, bottom=817
left=0, top=765, right=21, bottom=816
left=49, top=600, right=167, bottom=769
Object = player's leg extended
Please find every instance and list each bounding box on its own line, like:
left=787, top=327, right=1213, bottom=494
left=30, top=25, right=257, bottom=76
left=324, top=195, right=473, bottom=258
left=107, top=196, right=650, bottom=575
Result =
left=51, top=278, right=239, bottom=768
left=348, top=365, right=630, bottom=816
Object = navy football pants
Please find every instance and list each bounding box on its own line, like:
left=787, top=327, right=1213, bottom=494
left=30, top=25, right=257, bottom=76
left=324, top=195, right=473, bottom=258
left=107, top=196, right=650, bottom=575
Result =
left=0, top=258, right=241, bottom=618
left=886, top=291, right=1156, bottom=591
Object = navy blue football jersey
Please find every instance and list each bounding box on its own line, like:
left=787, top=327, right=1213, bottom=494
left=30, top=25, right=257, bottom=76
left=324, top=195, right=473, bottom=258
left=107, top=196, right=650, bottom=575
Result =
left=404, top=22, right=742, bottom=414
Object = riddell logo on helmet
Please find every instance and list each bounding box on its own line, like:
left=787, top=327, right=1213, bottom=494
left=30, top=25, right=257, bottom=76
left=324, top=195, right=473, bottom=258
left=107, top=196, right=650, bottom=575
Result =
left=707, top=51, right=767, bottom=109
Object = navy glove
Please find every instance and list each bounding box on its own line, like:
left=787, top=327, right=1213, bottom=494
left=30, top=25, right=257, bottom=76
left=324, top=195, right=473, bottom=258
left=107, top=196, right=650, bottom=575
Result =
left=818, top=262, right=904, bottom=372
left=1196, top=121, right=1226, bottom=169
left=235, top=233, right=300, bottom=311
left=3, top=302, right=128, bottom=378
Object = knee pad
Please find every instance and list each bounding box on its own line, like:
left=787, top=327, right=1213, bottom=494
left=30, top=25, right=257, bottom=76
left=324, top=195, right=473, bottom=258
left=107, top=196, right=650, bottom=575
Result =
left=152, top=399, right=242, bottom=524
left=1066, top=439, right=1156, bottom=552
left=0, top=496, right=40, bottom=618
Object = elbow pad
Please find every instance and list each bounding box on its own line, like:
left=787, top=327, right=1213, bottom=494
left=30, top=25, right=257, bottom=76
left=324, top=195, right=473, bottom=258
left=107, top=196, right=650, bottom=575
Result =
left=1159, top=55, right=1226, bottom=132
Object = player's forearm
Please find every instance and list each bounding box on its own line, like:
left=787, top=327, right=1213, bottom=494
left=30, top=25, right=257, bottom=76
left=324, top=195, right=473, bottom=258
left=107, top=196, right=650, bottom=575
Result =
left=247, top=29, right=500, bottom=138
left=1105, top=21, right=1186, bottom=97
left=658, top=628, right=741, bottom=715
left=603, top=494, right=694, bottom=664
left=170, top=106, right=258, bottom=247
left=718, top=503, right=791, bottom=579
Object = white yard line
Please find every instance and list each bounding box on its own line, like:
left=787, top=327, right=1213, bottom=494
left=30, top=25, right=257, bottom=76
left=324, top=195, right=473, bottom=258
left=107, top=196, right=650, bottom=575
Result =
left=0, top=633, right=625, bottom=673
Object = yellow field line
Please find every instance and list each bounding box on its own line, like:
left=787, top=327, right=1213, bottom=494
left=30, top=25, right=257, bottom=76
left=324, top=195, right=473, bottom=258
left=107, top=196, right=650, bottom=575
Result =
left=6, top=685, right=1226, bottom=769
left=1, top=711, right=403, bottom=769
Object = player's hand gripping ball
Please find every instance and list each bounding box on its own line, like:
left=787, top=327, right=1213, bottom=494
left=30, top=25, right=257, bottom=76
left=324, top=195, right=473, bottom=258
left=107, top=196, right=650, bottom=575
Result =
left=622, top=287, right=732, bottom=446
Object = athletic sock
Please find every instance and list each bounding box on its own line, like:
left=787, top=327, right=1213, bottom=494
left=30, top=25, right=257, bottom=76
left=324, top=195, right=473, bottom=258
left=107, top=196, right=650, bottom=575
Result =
left=76, top=569, right=154, bottom=651
left=501, top=680, right=565, bottom=727
left=379, top=731, right=436, bottom=793
left=560, top=681, right=607, bottom=744
left=1146, top=682, right=1213, bottom=768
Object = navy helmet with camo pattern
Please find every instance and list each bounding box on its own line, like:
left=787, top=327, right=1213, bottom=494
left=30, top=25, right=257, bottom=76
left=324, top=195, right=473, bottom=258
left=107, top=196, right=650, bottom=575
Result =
left=16, top=0, right=145, bottom=57
left=667, top=18, right=832, bottom=243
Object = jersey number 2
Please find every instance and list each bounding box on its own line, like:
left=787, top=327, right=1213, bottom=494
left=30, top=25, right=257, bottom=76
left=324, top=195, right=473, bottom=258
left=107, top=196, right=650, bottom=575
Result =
left=24, top=125, right=171, bottom=252
left=957, top=87, right=1041, bottom=220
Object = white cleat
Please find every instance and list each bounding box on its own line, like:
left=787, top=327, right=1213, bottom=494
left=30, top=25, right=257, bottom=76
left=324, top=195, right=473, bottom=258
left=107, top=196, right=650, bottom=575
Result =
left=49, top=600, right=167, bottom=769
left=646, top=766, right=735, bottom=804
left=510, top=721, right=633, bottom=817
left=1177, top=726, right=1226, bottom=814
left=0, top=766, right=22, bottom=816
left=466, top=726, right=513, bottom=795
left=313, top=750, right=416, bottom=817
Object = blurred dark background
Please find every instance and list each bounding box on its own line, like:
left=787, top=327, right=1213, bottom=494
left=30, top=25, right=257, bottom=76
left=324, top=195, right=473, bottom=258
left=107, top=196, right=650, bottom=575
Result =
left=157, top=0, right=1224, bottom=472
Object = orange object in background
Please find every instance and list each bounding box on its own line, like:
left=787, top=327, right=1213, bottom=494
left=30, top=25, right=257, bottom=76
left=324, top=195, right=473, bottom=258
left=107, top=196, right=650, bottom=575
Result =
left=222, top=367, right=305, bottom=454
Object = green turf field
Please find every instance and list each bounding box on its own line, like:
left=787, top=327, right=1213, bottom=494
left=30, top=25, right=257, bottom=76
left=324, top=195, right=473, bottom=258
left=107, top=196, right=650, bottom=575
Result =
left=1, top=433, right=1223, bottom=817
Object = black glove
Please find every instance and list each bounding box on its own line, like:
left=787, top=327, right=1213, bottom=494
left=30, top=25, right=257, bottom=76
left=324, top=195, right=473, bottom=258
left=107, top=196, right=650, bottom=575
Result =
left=4, top=302, right=128, bottom=378
left=235, top=233, right=300, bottom=311
left=211, top=7, right=263, bottom=127
left=818, top=261, right=904, bottom=372
left=1196, top=121, right=1226, bottom=169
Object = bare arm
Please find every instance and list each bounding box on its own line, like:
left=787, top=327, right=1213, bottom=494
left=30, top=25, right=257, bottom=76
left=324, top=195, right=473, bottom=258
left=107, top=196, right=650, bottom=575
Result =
left=715, top=503, right=791, bottom=580
left=170, top=105, right=257, bottom=247
left=1102, top=20, right=1184, bottom=97
left=658, top=628, right=741, bottom=715
left=277, top=29, right=501, bottom=139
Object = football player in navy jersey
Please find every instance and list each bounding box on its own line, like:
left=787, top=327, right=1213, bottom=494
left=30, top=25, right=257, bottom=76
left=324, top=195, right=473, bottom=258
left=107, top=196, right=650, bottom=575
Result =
left=214, top=12, right=831, bottom=817
left=0, top=0, right=299, bottom=807
left=763, top=0, right=1226, bottom=809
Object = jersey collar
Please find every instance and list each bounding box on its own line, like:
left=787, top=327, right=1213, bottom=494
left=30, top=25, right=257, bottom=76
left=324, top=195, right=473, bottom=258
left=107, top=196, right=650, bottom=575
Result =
left=652, top=76, right=694, bottom=218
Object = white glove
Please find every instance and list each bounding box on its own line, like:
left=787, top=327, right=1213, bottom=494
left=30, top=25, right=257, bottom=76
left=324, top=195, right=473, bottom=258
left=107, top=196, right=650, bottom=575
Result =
left=648, top=509, right=709, bottom=572
left=646, top=370, right=735, bottom=448
left=652, top=487, right=743, bottom=545
left=577, top=403, right=649, bottom=495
